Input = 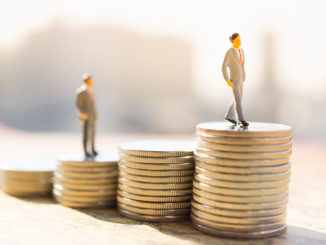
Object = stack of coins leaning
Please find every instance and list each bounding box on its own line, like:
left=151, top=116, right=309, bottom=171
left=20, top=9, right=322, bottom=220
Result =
left=53, top=151, right=118, bottom=208
left=1, top=158, right=55, bottom=196
left=117, top=139, right=196, bottom=222
left=192, top=122, right=292, bottom=239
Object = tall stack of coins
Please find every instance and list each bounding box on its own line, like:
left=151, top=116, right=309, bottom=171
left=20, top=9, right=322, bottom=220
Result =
left=1, top=158, right=55, bottom=197
left=192, top=122, right=292, bottom=239
left=117, top=139, right=195, bottom=222
left=53, top=151, right=118, bottom=208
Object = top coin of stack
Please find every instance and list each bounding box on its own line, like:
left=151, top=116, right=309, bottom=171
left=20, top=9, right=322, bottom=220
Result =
left=1, top=158, right=55, bottom=197
left=53, top=151, right=118, bottom=208
left=117, top=139, right=196, bottom=222
left=192, top=122, right=292, bottom=239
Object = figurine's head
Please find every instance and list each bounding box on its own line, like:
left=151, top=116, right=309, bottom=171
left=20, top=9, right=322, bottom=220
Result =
left=82, top=73, right=93, bottom=87
left=229, top=33, right=241, bottom=48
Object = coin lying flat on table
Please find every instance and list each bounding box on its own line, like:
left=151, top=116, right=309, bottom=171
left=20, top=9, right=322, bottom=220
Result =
left=196, top=122, right=292, bottom=138
left=1, top=157, right=55, bottom=197
left=54, top=151, right=119, bottom=208
left=119, top=139, right=195, bottom=157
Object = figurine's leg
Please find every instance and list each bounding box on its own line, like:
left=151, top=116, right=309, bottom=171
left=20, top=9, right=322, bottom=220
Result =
left=225, top=101, right=237, bottom=124
left=232, top=86, right=245, bottom=122
left=83, top=120, right=90, bottom=157
left=90, top=121, right=98, bottom=156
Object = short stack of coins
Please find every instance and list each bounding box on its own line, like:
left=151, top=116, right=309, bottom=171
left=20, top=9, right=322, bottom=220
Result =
left=117, top=139, right=196, bottom=222
left=53, top=151, right=118, bottom=208
left=191, top=122, right=292, bottom=239
left=1, top=158, right=55, bottom=197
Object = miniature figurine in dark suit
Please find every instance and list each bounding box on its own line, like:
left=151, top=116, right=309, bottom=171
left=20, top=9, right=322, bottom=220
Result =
left=76, top=74, right=98, bottom=157
left=222, top=33, right=249, bottom=127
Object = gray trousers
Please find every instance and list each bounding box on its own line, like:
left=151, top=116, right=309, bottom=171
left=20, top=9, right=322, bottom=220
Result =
left=82, top=120, right=96, bottom=154
left=225, top=82, right=245, bottom=122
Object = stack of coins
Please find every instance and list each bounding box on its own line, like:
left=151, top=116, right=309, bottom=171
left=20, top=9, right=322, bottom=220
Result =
left=192, top=122, right=292, bottom=239
left=53, top=151, right=118, bottom=208
left=117, top=139, right=195, bottom=222
left=1, top=158, right=55, bottom=197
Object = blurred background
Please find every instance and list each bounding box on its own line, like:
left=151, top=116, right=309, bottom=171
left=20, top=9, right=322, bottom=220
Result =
left=1, top=0, right=325, bottom=138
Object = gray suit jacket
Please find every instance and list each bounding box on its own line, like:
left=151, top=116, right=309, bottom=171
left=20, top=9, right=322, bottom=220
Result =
left=76, top=85, right=97, bottom=123
left=222, top=47, right=246, bottom=86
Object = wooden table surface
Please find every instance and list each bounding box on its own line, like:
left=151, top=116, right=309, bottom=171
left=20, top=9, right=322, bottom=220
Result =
left=0, top=129, right=325, bottom=245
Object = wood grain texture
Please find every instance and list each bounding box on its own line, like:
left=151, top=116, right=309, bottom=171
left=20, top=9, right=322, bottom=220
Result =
left=0, top=131, right=325, bottom=245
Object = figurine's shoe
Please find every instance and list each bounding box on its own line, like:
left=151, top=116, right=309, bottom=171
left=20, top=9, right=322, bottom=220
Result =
left=225, top=118, right=237, bottom=125
left=241, top=121, right=249, bottom=127
left=85, top=152, right=92, bottom=158
left=92, top=150, right=98, bottom=157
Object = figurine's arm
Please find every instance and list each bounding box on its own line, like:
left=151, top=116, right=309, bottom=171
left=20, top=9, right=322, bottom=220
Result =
left=242, top=48, right=246, bottom=82
left=222, top=51, right=233, bottom=88
left=76, top=93, right=88, bottom=121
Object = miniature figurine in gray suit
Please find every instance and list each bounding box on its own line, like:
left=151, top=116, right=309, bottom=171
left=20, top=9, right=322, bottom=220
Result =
left=76, top=74, right=98, bottom=157
left=222, top=33, right=249, bottom=127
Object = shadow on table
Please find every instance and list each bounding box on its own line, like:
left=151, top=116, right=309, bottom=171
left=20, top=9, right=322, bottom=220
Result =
left=75, top=208, right=326, bottom=245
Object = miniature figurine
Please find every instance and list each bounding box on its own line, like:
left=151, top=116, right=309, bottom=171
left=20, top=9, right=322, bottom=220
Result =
left=222, top=33, right=249, bottom=127
left=76, top=74, right=98, bottom=158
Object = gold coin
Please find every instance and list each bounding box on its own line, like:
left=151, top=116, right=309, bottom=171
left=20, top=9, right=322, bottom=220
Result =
left=1, top=180, right=52, bottom=190
left=196, top=133, right=292, bottom=145
left=118, top=184, right=193, bottom=196
left=119, top=171, right=193, bottom=183
left=55, top=196, right=115, bottom=208
left=117, top=195, right=190, bottom=209
left=193, top=194, right=288, bottom=210
left=191, top=213, right=286, bottom=232
left=54, top=178, right=117, bottom=191
left=118, top=177, right=193, bottom=190
left=56, top=167, right=118, bottom=179
left=56, top=163, right=117, bottom=173
left=117, top=189, right=191, bottom=202
left=54, top=184, right=117, bottom=197
left=54, top=173, right=117, bottom=184
left=119, top=139, right=195, bottom=157
left=197, top=141, right=292, bottom=152
left=195, top=166, right=291, bottom=182
left=57, top=151, right=118, bottom=168
left=53, top=190, right=116, bottom=202
left=194, top=174, right=290, bottom=189
left=195, top=161, right=291, bottom=174
left=197, top=147, right=292, bottom=160
left=118, top=163, right=194, bottom=177
left=193, top=180, right=289, bottom=196
left=192, top=218, right=287, bottom=238
left=195, top=152, right=289, bottom=167
left=1, top=171, right=53, bottom=180
left=193, top=187, right=288, bottom=203
left=2, top=185, right=52, bottom=196
left=191, top=200, right=287, bottom=217
left=118, top=208, right=189, bottom=222
left=119, top=159, right=194, bottom=171
left=118, top=203, right=190, bottom=216
left=196, top=122, right=292, bottom=138
left=120, top=154, right=194, bottom=164
left=192, top=207, right=286, bottom=225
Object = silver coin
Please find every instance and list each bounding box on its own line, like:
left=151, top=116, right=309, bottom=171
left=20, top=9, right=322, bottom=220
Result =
left=192, top=218, right=287, bottom=238
left=191, top=200, right=287, bottom=217
left=118, top=183, right=193, bottom=196
left=195, top=166, right=291, bottom=182
left=191, top=213, right=286, bottom=232
left=118, top=208, right=189, bottom=222
left=197, top=140, right=292, bottom=152
left=119, top=139, right=195, bottom=157
left=195, top=161, right=291, bottom=174
left=197, top=147, right=292, bottom=160
left=118, top=163, right=194, bottom=177
left=120, top=154, right=194, bottom=164
left=119, top=159, right=194, bottom=171
left=192, top=187, right=288, bottom=203
left=193, top=180, right=289, bottom=196
left=196, top=133, right=292, bottom=145
left=193, top=194, right=288, bottom=210
left=194, top=173, right=290, bottom=189
left=197, top=122, right=292, bottom=138
left=195, top=152, right=289, bottom=167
